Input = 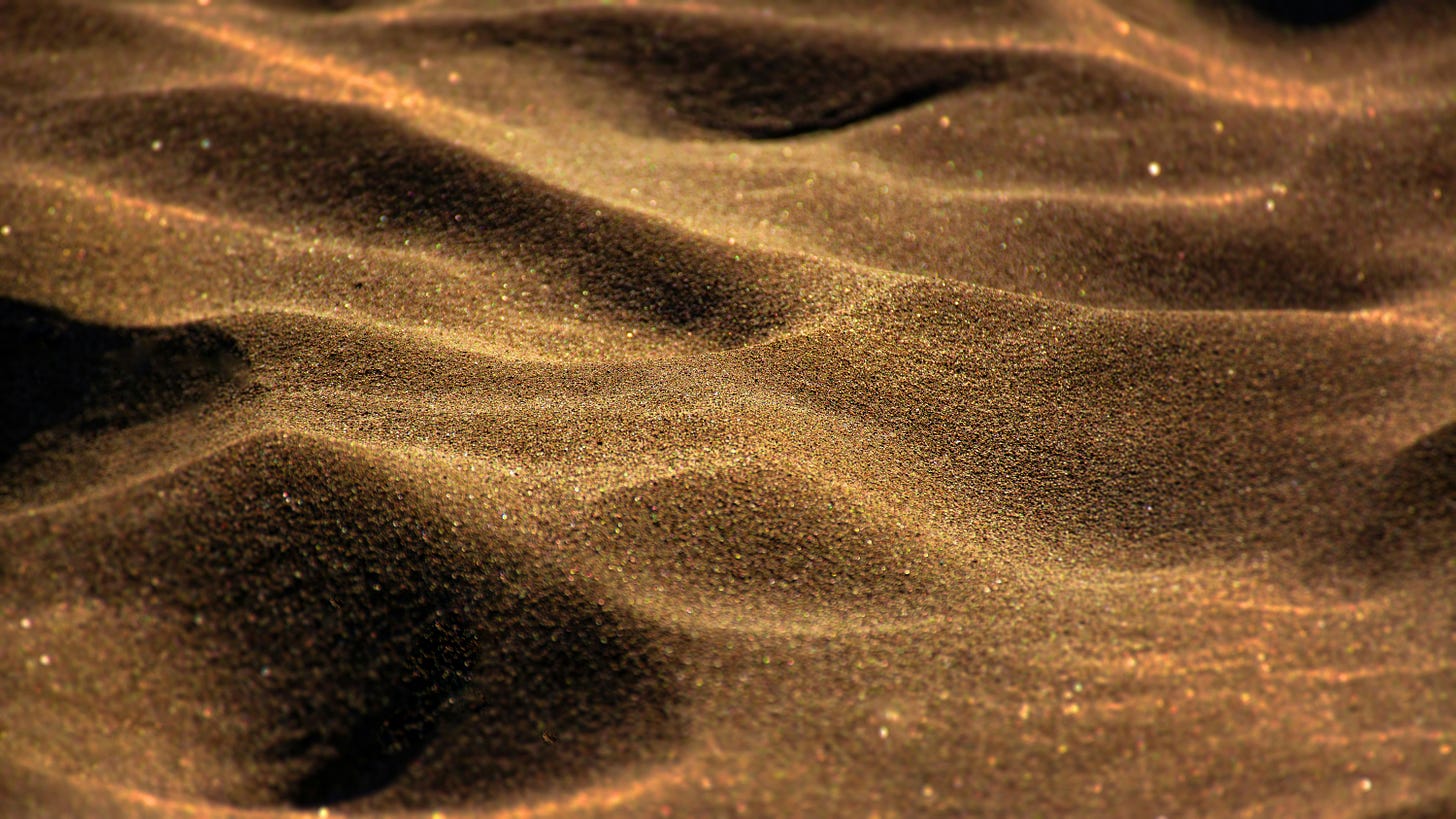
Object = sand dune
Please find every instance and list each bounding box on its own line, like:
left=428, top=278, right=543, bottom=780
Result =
left=3, top=0, right=1455, bottom=816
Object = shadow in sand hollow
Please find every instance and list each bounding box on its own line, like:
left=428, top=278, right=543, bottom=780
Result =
left=1337, top=420, right=1456, bottom=580
left=0, top=298, right=248, bottom=462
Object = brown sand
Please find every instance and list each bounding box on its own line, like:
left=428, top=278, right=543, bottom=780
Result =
left=3, top=0, right=1456, bottom=815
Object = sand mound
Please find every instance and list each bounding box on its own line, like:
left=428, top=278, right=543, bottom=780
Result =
left=579, top=465, right=943, bottom=606
left=21, top=87, right=804, bottom=341
left=3, top=433, right=680, bottom=809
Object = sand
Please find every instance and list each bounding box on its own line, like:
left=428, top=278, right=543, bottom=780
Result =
left=2, top=0, right=1455, bottom=816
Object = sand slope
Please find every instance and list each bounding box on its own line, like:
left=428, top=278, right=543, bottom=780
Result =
left=2, top=0, right=1455, bottom=816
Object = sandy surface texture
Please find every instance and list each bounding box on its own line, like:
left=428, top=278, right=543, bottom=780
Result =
left=3, top=0, right=1456, bottom=816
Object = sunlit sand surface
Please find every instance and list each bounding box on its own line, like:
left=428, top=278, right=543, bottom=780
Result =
left=3, top=0, right=1455, bottom=816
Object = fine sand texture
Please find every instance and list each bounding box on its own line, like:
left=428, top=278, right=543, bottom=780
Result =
left=3, top=0, right=1456, bottom=816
